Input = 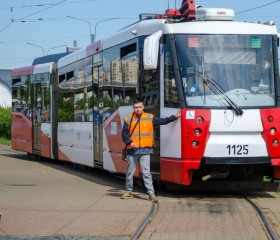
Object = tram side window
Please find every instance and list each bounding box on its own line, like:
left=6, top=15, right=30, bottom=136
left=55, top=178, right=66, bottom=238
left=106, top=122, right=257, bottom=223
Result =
left=73, top=57, right=94, bottom=122
left=111, top=59, right=122, bottom=107
left=18, top=75, right=32, bottom=118
left=121, top=43, right=136, bottom=58
left=85, top=84, right=94, bottom=122
left=84, top=56, right=93, bottom=122
left=122, top=54, right=138, bottom=106
left=102, top=42, right=138, bottom=109
left=59, top=74, right=65, bottom=83
left=103, top=45, right=120, bottom=109
left=121, top=43, right=138, bottom=106
left=164, top=45, right=179, bottom=108
left=141, top=67, right=160, bottom=113
left=58, top=72, right=74, bottom=122
left=74, top=60, right=86, bottom=122
left=99, top=66, right=114, bottom=118
left=41, top=74, right=50, bottom=123
left=12, top=78, right=22, bottom=112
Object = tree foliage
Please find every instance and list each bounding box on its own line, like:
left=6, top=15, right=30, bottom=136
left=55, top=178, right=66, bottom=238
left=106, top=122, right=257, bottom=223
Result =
left=0, top=107, right=11, bottom=139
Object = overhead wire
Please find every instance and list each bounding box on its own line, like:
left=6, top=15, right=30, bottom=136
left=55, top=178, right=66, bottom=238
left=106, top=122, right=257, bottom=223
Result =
left=236, top=0, right=280, bottom=14
left=0, top=0, right=97, bottom=10
left=16, top=0, right=68, bottom=21
left=0, top=22, right=13, bottom=34
left=0, top=0, right=68, bottom=33
left=19, top=17, right=134, bottom=22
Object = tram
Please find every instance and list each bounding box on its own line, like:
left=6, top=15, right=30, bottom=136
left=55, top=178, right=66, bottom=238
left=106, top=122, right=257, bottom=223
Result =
left=11, top=0, right=280, bottom=185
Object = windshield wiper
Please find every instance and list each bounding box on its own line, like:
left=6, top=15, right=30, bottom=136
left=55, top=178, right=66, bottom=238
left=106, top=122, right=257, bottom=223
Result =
left=201, top=74, right=243, bottom=116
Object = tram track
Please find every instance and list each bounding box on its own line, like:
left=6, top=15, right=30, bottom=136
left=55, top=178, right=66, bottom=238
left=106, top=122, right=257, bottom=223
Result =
left=131, top=202, right=158, bottom=240
left=111, top=174, right=159, bottom=240
left=133, top=191, right=280, bottom=240
left=241, top=191, right=280, bottom=240
left=242, top=195, right=278, bottom=240
left=113, top=169, right=280, bottom=240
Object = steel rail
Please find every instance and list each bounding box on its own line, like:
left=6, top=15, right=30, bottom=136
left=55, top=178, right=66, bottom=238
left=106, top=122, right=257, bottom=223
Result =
left=130, top=202, right=158, bottom=240
left=243, top=195, right=279, bottom=240
left=232, top=192, right=279, bottom=240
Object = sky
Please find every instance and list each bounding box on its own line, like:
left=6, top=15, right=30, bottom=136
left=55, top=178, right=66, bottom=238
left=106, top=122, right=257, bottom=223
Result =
left=0, top=0, right=279, bottom=69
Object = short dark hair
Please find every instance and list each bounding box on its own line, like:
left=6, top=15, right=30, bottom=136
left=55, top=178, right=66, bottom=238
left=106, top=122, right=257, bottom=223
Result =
left=132, top=96, right=143, bottom=105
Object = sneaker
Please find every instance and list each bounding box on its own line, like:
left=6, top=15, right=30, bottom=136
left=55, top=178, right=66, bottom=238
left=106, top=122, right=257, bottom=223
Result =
left=121, top=191, right=133, bottom=199
left=148, top=193, right=159, bottom=203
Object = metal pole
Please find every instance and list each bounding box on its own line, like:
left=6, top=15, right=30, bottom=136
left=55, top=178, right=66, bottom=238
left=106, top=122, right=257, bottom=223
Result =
left=94, top=18, right=119, bottom=42
left=66, top=15, right=93, bottom=43
left=27, top=42, right=45, bottom=56
left=47, top=45, right=67, bottom=55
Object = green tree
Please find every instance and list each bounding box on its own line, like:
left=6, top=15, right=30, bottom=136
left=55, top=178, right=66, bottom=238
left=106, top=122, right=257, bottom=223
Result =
left=0, top=107, right=12, bottom=139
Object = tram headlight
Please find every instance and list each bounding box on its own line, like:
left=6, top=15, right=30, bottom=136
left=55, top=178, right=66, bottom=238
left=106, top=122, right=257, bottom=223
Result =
left=192, top=140, right=199, bottom=147
left=194, top=128, right=201, bottom=136
left=270, top=127, right=276, bottom=135
left=268, top=116, right=274, bottom=122
left=196, top=116, right=203, bottom=123
left=272, top=139, right=279, bottom=146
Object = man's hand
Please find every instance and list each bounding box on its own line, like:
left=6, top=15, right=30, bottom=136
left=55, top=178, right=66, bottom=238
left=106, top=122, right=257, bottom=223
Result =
left=130, top=142, right=137, bottom=148
left=176, top=108, right=181, bottom=118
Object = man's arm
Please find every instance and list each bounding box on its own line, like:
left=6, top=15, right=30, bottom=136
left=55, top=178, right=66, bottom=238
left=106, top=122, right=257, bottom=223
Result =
left=152, top=115, right=177, bottom=126
left=152, top=109, right=181, bottom=126
left=122, top=121, right=133, bottom=145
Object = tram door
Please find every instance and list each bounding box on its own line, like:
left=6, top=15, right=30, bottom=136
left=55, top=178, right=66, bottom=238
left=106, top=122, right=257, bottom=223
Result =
left=32, top=82, right=42, bottom=154
left=93, top=66, right=103, bottom=163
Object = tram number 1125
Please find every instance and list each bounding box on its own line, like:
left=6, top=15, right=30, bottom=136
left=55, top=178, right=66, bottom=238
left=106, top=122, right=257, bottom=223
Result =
left=226, top=145, right=249, bottom=155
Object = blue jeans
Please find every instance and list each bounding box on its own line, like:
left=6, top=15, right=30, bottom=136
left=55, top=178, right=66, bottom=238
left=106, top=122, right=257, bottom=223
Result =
left=125, top=154, right=155, bottom=195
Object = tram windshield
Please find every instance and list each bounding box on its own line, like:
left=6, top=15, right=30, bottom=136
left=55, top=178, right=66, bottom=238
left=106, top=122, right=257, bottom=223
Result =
left=175, top=34, right=275, bottom=108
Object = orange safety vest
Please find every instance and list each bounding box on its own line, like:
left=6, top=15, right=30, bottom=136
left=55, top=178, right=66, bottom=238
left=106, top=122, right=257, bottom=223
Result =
left=124, top=112, right=154, bottom=149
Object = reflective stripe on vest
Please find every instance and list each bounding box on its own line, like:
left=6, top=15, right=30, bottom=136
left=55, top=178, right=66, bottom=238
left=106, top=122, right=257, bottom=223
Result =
left=124, top=112, right=154, bottom=149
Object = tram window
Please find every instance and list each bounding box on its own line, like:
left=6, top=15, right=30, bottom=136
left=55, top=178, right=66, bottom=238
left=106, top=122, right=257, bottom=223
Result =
left=58, top=91, right=74, bottom=122
left=30, top=75, right=35, bottom=83
left=21, top=76, right=31, bottom=118
left=41, top=82, right=50, bottom=123
left=103, top=42, right=139, bottom=108
left=142, top=69, right=160, bottom=111
left=58, top=78, right=74, bottom=122
left=121, top=43, right=136, bottom=58
left=164, top=78, right=179, bottom=108
left=122, top=55, right=138, bottom=106
left=84, top=57, right=93, bottom=121
left=164, top=43, right=179, bottom=108
left=35, top=74, right=42, bottom=82
left=93, top=53, right=102, bottom=64
left=85, top=85, right=93, bottom=122
left=12, top=78, right=21, bottom=86
left=43, top=73, right=50, bottom=82
left=104, top=45, right=122, bottom=107
left=66, top=71, right=74, bottom=80
left=84, top=62, right=92, bottom=82
left=108, top=46, right=122, bottom=106
left=12, top=79, right=22, bottom=112
left=12, top=78, right=20, bottom=109
left=74, top=81, right=86, bottom=122
left=59, top=74, right=65, bottom=83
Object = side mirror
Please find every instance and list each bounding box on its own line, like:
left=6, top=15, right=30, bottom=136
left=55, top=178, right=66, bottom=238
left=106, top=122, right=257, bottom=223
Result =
left=143, top=30, right=163, bottom=70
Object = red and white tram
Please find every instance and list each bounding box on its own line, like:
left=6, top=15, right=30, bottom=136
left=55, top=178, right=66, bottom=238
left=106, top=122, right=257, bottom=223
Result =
left=11, top=1, right=280, bottom=185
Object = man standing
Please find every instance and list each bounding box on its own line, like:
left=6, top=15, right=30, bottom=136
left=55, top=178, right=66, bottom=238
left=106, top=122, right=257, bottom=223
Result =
left=121, top=97, right=181, bottom=202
